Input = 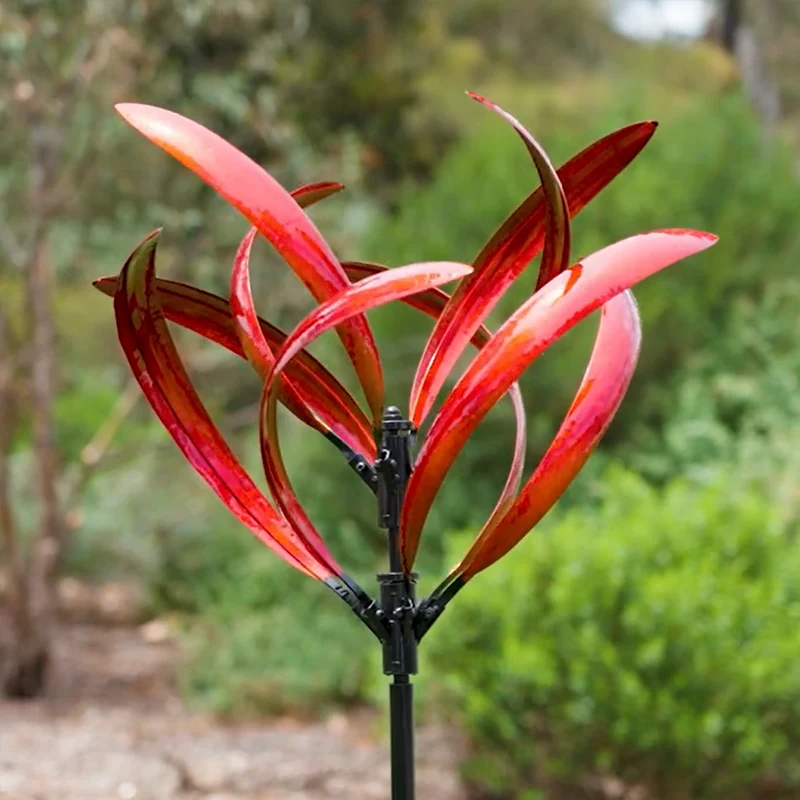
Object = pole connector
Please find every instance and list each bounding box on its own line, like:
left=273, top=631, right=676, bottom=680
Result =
left=413, top=575, right=465, bottom=642
left=325, top=431, right=378, bottom=493
left=325, top=576, right=389, bottom=642
left=379, top=571, right=419, bottom=676
left=376, top=406, right=415, bottom=533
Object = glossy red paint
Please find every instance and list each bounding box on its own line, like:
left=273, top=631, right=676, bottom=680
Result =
left=457, top=290, right=640, bottom=580
left=400, top=229, right=718, bottom=569
left=409, top=95, right=572, bottom=428
left=230, top=228, right=330, bottom=436
left=466, top=92, right=572, bottom=290
left=112, top=231, right=340, bottom=580
left=343, top=261, right=490, bottom=347
left=269, top=261, right=474, bottom=383
left=409, top=119, right=657, bottom=426
left=94, top=274, right=376, bottom=459
left=258, top=261, right=473, bottom=561
left=114, top=103, right=385, bottom=423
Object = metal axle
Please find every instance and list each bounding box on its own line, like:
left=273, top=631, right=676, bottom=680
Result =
left=376, top=406, right=418, bottom=800
left=332, top=405, right=463, bottom=799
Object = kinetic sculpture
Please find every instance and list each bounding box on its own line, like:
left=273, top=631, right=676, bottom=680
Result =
left=94, top=93, right=716, bottom=799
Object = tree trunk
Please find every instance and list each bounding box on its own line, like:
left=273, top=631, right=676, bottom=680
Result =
left=4, top=224, right=63, bottom=699
left=2, top=122, right=66, bottom=697
left=721, top=0, right=742, bottom=53
left=710, top=0, right=783, bottom=138
left=0, top=309, right=46, bottom=697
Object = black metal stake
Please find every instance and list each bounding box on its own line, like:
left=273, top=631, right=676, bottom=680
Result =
left=376, top=406, right=417, bottom=800
left=390, top=675, right=415, bottom=797
left=338, top=406, right=458, bottom=798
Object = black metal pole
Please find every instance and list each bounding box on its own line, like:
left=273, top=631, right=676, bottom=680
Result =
left=390, top=675, right=415, bottom=798
left=376, top=406, right=417, bottom=800
left=337, top=407, right=460, bottom=797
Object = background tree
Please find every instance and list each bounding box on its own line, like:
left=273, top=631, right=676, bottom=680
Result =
left=0, top=0, right=460, bottom=697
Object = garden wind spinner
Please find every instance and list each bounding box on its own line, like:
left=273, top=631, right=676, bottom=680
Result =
left=94, top=93, right=717, bottom=799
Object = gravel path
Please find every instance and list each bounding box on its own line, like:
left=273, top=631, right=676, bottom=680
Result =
left=0, top=623, right=466, bottom=800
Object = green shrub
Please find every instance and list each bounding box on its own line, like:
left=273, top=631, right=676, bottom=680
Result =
left=176, top=545, right=374, bottom=717
left=359, top=89, right=800, bottom=451
left=628, top=279, right=800, bottom=504
left=426, top=466, right=800, bottom=798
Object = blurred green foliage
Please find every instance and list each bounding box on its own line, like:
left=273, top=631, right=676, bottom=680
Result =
left=427, top=466, right=800, bottom=798
left=629, top=279, right=800, bottom=500
left=361, top=87, right=800, bottom=420
left=323, top=86, right=800, bottom=563
left=152, top=528, right=372, bottom=716
left=2, top=0, right=800, bottom=793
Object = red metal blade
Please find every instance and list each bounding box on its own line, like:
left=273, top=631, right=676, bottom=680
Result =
left=458, top=290, right=640, bottom=580
left=115, top=103, right=384, bottom=422
left=95, top=275, right=375, bottom=459
left=401, top=229, right=717, bottom=570
left=112, top=230, right=342, bottom=580
left=410, top=119, right=657, bottom=426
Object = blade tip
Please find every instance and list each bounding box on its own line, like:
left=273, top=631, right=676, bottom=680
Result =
left=115, top=102, right=172, bottom=132
left=658, top=228, right=719, bottom=251
left=114, top=102, right=141, bottom=121
left=137, top=228, right=164, bottom=256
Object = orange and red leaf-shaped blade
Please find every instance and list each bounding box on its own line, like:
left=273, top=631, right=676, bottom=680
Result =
left=401, top=229, right=718, bottom=571
left=290, top=180, right=345, bottom=207
left=343, top=261, right=493, bottom=347
left=456, top=290, right=641, bottom=581
left=268, top=262, right=474, bottom=382
left=232, top=178, right=345, bottom=395
left=467, top=92, right=572, bottom=290
left=112, top=230, right=341, bottom=581
left=409, top=118, right=658, bottom=426
left=229, top=231, right=351, bottom=558
left=93, top=275, right=376, bottom=459
left=114, top=104, right=384, bottom=423
left=343, top=261, right=527, bottom=530
left=259, top=261, right=473, bottom=543
left=227, top=182, right=351, bottom=446
left=229, top=228, right=334, bottom=440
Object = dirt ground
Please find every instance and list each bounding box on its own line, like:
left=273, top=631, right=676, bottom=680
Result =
left=0, top=621, right=466, bottom=800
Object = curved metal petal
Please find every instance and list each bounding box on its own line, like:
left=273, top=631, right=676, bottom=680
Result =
left=458, top=290, right=640, bottom=580
left=409, top=118, right=657, bottom=426
left=405, top=94, right=563, bottom=517
left=401, top=229, right=718, bottom=570
left=227, top=182, right=346, bottom=443
left=466, top=92, right=571, bottom=289
left=259, top=262, right=473, bottom=549
left=291, top=180, right=345, bottom=207
left=114, top=103, right=384, bottom=423
left=112, top=230, right=340, bottom=581
left=230, top=228, right=324, bottom=433
left=270, top=262, right=473, bottom=382
left=343, top=261, right=527, bottom=551
left=343, top=261, right=491, bottom=346
left=94, top=275, right=376, bottom=459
